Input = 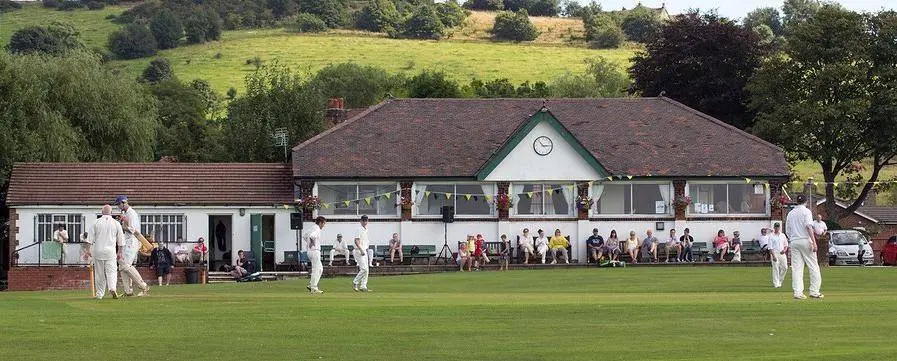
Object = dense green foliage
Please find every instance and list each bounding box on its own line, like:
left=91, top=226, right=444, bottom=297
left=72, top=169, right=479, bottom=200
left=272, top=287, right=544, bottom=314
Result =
left=492, top=9, right=539, bottom=41
left=462, top=0, right=503, bottom=11
left=290, top=13, right=328, bottom=33
left=502, top=0, right=559, bottom=17
left=743, top=7, right=784, bottom=36
left=141, top=57, right=173, bottom=84
left=620, top=5, right=662, bottom=42
left=6, top=22, right=82, bottom=56
left=435, top=1, right=468, bottom=28
left=310, top=63, right=406, bottom=108
left=582, top=10, right=623, bottom=48
left=396, top=5, right=445, bottom=40
left=108, top=23, right=157, bottom=59
left=406, top=70, right=461, bottom=97
left=150, top=8, right=183, bottom=50
left=298, top=0, right=348, bottom=28
left=550, top=56, right=629, bottom=97
left=355, top=0, right=401, bottom=32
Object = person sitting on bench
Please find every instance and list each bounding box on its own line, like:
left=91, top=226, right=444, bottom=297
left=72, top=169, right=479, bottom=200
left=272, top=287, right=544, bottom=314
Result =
left=473, top=234, right=489, bottom=269
left=535, top=229, right=550, bottom=264
left=388, top=233, right=403, bottom=264
left=192, top=237, right=208, bottom=265
left=586, top=228, right=604, bottom=263
left=519, top=228, right=534, bottom=264
left=457, top=241, right=472, bottom=272
left=548, top=229, right=569, bottom=264
left=602, top=230, right=621, bottom=262
left=329, top=234, right=351, bottom=266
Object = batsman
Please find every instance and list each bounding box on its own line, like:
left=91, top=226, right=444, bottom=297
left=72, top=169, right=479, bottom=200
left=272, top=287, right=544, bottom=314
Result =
left=115, top=195, right=150, bottom=297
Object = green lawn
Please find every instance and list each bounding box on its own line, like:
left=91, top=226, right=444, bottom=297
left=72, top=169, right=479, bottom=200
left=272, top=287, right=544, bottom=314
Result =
left=0, top=3, right=125, bottom=49
left=1, top=267, right=895, bottom=360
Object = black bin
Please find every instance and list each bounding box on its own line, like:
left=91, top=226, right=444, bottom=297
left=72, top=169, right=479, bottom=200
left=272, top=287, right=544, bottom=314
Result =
left=185, top=267, right=199, bottom=284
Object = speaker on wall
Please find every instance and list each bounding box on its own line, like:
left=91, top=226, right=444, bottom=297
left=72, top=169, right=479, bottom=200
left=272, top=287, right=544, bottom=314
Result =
left=441, top=206, right=454, bottom=223
left=290, top=212, right=303, bottom=230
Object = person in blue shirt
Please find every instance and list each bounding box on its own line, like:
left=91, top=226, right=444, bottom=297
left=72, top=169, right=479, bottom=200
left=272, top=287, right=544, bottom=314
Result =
left=585, top=228, right=605, bottom=263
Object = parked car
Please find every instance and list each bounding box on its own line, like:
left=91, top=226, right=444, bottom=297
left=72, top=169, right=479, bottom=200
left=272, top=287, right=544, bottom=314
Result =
left=827, top=230, right=874, bottom=266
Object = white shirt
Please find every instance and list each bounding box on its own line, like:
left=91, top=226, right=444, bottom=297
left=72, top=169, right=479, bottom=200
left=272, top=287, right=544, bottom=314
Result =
left=89, top=215, right=124, bottom=261
left=768, top=232, right=788, bottom=253
left=53, top=229, right=68, bottom=243
left=757, top=234, right=770, bottom=249
left=812, top=220, right=828, bottom=236
left=122, top=206, right=141, bottom=247
left=535, top=236, right=548, bottom=247
left=786, top=205, right=814, bottom=240
left=520, top=233, right=533, bottom=246
left=307, top=224, right=322, bottom=251
left=354, top=225, right=369, bottom=251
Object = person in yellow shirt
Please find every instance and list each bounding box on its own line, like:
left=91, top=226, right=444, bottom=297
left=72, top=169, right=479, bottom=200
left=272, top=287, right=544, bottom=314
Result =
left=548, top=229, right=569, bottom=264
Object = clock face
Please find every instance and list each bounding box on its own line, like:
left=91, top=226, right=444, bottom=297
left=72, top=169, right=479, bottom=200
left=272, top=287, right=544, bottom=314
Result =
left=533, top=136, right=553, bottom=156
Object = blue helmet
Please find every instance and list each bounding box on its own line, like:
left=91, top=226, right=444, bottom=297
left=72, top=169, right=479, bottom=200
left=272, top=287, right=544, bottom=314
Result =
left=114, top=195, right=128, bottom=205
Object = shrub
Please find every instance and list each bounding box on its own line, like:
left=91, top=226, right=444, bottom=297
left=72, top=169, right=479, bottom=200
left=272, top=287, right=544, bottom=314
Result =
left=150, top=8, right=184, bottom=50
left=6, top=22, right=83, bottom=56
left=589, top=24, right=624, bottom=48
left=406, top=70, right=461, bottom=98
left=462, top=0, right=503, bottom=11
left=504, top=0, right=560, bottom=17
left=141, top=58, right=173, bottom=83
left=435, top=1, right=468, bottom=28
left=291, top=13, right=328, bottom=33
left=42, top=0, right=59, bottom=8
left=185, top=9, right=222, bottom=44
left=398, top=5, right=445, bottom=40
left=0, top=0, right=23, bottom=11
left=621, top=5, right=661, bottom=42
left=298, top=0, right=348, bottom=28
left=57, top=0, right=84, bottom=11
left=85, top=1, right=105, bottom=10
left=355, top=0, right=400, bottom=32
left=492, top=9, right=539, bottom=41
left=310, top=63, right=405, bottom=108
left=108, top=23, right=158, bottom=59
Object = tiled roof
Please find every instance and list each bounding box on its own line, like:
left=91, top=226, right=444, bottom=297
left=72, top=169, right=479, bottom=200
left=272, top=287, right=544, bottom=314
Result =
left=292, top=98, right=789, bottom=179
left=857, top=207, right=897, bottom=224
left=6, top=163, right=294, bottom=206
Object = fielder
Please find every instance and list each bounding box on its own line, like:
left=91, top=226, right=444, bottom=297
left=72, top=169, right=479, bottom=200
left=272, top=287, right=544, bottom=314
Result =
left=307, top=216, right=327, bottom=294
left=786, top=194, right=823, bottom=300
left=352, top=215, right=371, bottom=292
left=768, top=223, right=788, bottom=288
left=86, top=205, right=124, bottom=299
left=328, top=233, right=351, bottom=266
left=115, top=195, right=150, bottom=297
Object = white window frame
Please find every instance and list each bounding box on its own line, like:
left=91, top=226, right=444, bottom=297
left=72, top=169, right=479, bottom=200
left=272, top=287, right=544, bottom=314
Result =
left=413, top=182, right=497, bottom=219
left=686, top=180, right=770, bottom=217
left=140, top=214, right=186, bottom=243
left=510, top=182, right=575, bottom=218
left=36, top=213, right=84, bottom=244
left=592, top=181, right=674, bottom=217
left=314, top=182, right=401, bottom=219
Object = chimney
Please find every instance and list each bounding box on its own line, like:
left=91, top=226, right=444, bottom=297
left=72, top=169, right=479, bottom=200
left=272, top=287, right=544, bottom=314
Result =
left=325, top=97, right=348, bottom=125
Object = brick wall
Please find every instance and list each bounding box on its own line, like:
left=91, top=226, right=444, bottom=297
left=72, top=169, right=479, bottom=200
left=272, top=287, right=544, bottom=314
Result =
left=8, top=266, right=192, bottom=291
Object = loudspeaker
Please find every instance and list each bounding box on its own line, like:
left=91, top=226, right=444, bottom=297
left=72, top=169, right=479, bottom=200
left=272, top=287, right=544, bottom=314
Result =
left=290, top=212, right=303, bottom=230
left=440, top=206, right=454, bottom=223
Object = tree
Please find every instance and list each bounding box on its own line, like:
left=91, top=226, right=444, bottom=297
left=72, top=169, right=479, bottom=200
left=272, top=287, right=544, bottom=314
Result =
left=141, top=58, right=174, bottom=84
left=185, top=9, right=222, bottom=44
left=629, top=11, right=770, bottom=130
left=583, top=10, right=622, bottom=47
left=782, top=0, right=821, bottom=33
left=6, top=22, right=82, bottom=56
left=150, top=79, right=215, bottom=162
left=492, top=9, right=539, bottom=41
left=743, top=7, right=783, bottom=36
left=356, top=0, right=401, bottom=32
left=462, top=0, right=503, bottom=11
left=550, top=56, right=629, bottom=97
left=291, top=13, right=329, bottom=33
left=406, top=70, right=461, bottom=98
left=398, top=5, right=446, bottom=40
left=108, top=23, right=158, bottom=59
left=267, top=0, right=298, bottom=20
left=621, top=4, right=662, bottom=42
left=150, top=8, right=184, bottom=50
left=748, top=6, right=895, bottom=221
left=225, top=63, right=323, bottom=162
left=503, top=0, right=559, bottom=17
left=435, top=1, right=468, bottom=28
left=310, top=63, right=405, bottom=108
left=298, top=0, right=348, bottom=28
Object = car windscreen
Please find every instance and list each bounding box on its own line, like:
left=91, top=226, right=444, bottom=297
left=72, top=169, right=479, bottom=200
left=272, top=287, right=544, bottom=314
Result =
left=831, top=232, right=866, bottom=246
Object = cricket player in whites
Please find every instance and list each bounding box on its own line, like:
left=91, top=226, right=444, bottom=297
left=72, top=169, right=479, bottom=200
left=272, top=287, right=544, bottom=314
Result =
left=87, top=205, right=124, bottom=299
left=306, top=216, right=327, bottom=294
left=352, top=215, right=371, bottom=292
left=115, top=195, right=150, bottom=297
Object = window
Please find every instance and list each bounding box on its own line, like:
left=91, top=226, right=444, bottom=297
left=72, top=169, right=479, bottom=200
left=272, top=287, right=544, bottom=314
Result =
left=689, top=183, right=768, bottom=215
left=594, top=183, right=672, bottom=215
left=415, top=183, right=495, bottom=216
left=140, top=214, right=185, bottom=243
left=317, top=183, right=398, bottom=217
left=512, top=183, right=573, bottom=216
left=36, top=214, right=84, bottom=244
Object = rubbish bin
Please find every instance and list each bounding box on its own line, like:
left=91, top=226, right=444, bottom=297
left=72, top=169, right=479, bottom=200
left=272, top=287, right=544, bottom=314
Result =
left=185, top=267, right=199, bottom=284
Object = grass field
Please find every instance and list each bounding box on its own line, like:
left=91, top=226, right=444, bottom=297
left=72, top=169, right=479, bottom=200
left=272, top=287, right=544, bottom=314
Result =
left=2, top=267, right=896, bottom=360
left=0, top=4, right=125, bottom=49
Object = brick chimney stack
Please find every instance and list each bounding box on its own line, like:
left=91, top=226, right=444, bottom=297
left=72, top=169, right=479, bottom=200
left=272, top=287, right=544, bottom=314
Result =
left=325, top=98, right=348, bottom=125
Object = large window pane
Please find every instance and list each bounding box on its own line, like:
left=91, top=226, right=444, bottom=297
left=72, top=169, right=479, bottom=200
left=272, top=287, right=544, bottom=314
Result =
left=359, top=184, right=396, bottom=216
left=633, top=183, right=669, bottom=214
left=728, top=184, right=767, bottom=214
left=420, top=184, right=453, bottom=215
left=517, top=184, right=543, bottom=215
left=455, top=184, right=492, bottom=215
left=318, top=184, right=357, bottom=216
left=597, top=184, right=630, bottom=214
left=689, top=184, right=728, bottom=214
left=547, top=184, right=571, bottom=215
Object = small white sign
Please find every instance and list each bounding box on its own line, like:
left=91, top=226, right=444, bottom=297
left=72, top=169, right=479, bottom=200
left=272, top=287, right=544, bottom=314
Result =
left=655, top=201, right=666, bottom=214
left=708, top=204, right=715, bottom=213
left=754, top=184, right=764, bottom=195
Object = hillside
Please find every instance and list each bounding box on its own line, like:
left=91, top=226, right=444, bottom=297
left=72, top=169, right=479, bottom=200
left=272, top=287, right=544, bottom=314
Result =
left=1, top=4, right=635, bottom=93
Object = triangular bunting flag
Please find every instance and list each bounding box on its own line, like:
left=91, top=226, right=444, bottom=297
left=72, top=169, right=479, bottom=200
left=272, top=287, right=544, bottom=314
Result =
left=425, top=191, right=431, bottom=198
left=745, top=178, right=752, bottom=184
left=322, top=203, right=329, bottom=209
left=354, top=200, right=361, bottom=205
left=813, top=182, right=819, bottom=187
left=485, top=195, right=492, bottom=202
left=343, top=200, right=351, bottom=207
left=606, top=176, right=613, bottom=181
left=567, top=185, right=575, bottom=191
left=384, top=193, right=392, bottom=200
left=364, top=197, right=372, bottom=205
left=527, top=192, right=534, bottom=198
left=465, top=194, right=472, bottom=201
left=764, top=183, right=770, bottom=189
left=874, top=181, right=881, bottom=186
left=446, top=193, right=452, bottom=199
left=833, top=182, right=839, bottom=187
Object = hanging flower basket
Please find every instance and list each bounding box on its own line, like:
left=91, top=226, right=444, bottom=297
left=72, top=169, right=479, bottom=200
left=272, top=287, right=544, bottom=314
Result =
left=495, top=193, right=513, bottom=211
left=397, top=196, right=415, bottom=210
left=297, top=195, right=323, bottom=211
left=673, top=195, right=692, bottom=209
left=575, top=195, right=594, bottom=210
left=771, top=194, right=791, bottom=209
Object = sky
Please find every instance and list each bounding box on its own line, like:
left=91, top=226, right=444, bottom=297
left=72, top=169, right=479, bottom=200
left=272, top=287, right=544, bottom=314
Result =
left=582, top=1, right=895, bottom=19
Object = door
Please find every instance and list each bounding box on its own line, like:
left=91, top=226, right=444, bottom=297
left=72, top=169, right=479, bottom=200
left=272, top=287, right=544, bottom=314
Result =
left=250, top=214, right=263, bottom=271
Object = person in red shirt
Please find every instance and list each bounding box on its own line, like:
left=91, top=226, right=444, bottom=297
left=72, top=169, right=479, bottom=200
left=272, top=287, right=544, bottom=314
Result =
left=882, top=236, right=897, bottom=266
left=473, top=234, right=489, bottom=270
left=713, top=230, right=730, bottom=262
left=192, top=237, right=209, bottom=266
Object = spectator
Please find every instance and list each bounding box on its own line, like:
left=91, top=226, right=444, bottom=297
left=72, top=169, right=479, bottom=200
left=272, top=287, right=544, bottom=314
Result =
left=473, top=234, right=489, bottom=269
left=519, top=228, right=534, bottom=264
left=173, top=237, right=189, bottom=264
left=388, top=233, right=403, bottom=264
left=882, top=235, right=897, bottom=266
left=586, top=228, right=604, bottom=263
left=664, top=229, right=681, bottom=262
left=625, top=230, right=639, bottom=263
left=535, top=229, right=550, bottom=264
left=229, top=249, right=248, bottom=279
left=79, top=232, right=91, bottom=264
left=457, top=241, right=472, bottom=272
left=812, top=214, right=829, bottom=267
left=713, top=230, right=730, bottom=262
left=498, top=234, right=511, bottom=271
left=756, top=228, right=772, bottom=261
left=329, top=234, right=351, bottom=266
left=53, top=224, right=69, bottom=265
left=548, top=229, right=569, bottom=264
left=642, top=229, right=659, bottom=263
left=150, top=241, right=174, bottom=286
left=730, top=231, right=742, bottom=262
left=602, top=230, right=621, bottom=261
left=192, top=237, right=208, bottom=266
left=679, top=228, right=695, bottom=262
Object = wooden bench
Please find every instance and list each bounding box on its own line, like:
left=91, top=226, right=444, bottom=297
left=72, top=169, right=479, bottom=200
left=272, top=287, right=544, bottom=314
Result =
left=377, top=244, right=436, bottom=265
left=691, top=242, right=710, bottom=261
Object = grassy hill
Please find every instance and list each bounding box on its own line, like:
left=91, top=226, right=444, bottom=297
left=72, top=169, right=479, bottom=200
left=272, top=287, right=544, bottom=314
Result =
left=0, top=3, right=125, bottom=49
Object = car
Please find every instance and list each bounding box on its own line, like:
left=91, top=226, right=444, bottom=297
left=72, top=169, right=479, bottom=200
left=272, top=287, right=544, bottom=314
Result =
left=827, top=230, right=874, bottom=266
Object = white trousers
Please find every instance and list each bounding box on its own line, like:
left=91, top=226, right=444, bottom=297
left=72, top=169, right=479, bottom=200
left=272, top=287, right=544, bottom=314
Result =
left=353, top=250, right=369, bottom=289
left=308, top=250, right=323, bottom=290
left=329, top=247, right=350, bottom=265
left=118, top=241, right=147, bottom=294
left=537, top=244, right=548, bottom=263
left=789, top=238, right=822, bottom=297
left=94, top=259, right=118, bottom=299
left=771, top=252, right=788, bottom=287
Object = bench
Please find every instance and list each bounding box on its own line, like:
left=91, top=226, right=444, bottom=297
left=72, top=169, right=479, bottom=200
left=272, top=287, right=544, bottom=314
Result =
left=377, top=244, right=436, bottom=265
left=691, top=242, right=710, bottom=261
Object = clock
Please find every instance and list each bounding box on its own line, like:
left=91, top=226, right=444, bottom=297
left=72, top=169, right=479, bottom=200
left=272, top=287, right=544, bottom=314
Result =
left=533, top=136, right=553, bottom=156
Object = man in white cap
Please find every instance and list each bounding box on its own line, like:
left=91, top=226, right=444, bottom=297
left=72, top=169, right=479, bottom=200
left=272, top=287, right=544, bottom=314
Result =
left=786, top=194, right=823, bottom=299
left=115, top=195, right=150, bottom=297
left=329, top=233, right=351, bottom=266
left=352, top=215, right=371, bottom=292
left=86, top=205, right=124, bottom=299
